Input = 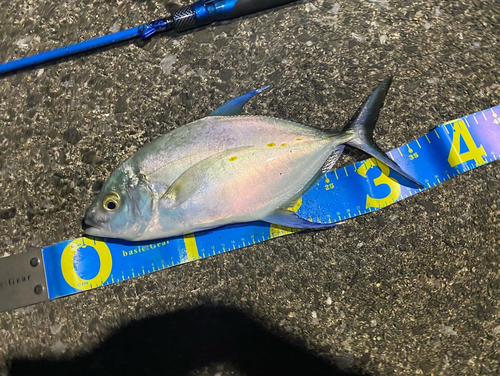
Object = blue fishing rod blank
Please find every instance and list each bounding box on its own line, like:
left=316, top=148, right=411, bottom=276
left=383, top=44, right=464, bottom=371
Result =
left=0, top=0, right=297, bottom=76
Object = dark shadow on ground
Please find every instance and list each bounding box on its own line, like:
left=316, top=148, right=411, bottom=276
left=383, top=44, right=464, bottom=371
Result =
left=8, top=305, right=367, bottom=376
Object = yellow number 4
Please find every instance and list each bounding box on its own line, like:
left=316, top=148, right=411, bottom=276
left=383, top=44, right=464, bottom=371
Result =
left=447, top=120, right=486, bottom=168
left=357, top=159, right=401, bottom=209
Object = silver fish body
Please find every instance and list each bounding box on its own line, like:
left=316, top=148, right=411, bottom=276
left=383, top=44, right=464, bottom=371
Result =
left=83, top=78, right=422, bottom=241
left=85, top=116, right=346, bottom=240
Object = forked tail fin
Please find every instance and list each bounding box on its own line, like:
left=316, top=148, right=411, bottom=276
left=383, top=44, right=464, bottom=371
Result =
left=341, top=76, right=423, bottom=188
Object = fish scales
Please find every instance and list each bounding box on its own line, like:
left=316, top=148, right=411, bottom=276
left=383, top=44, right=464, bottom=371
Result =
left=149, top=135, right=336, bottom=239
left=135, top=116, right=324, bottom=191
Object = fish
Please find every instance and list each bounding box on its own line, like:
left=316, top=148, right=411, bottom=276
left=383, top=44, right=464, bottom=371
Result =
left=82, top=77, right=422, bottom=241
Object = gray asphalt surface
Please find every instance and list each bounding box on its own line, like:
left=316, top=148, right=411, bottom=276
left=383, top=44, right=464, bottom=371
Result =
left=1, top=0, right=499, bottom=375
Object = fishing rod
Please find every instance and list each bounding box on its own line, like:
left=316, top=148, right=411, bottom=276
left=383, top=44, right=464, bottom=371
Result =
left=0, top=0, right=298, bottom=76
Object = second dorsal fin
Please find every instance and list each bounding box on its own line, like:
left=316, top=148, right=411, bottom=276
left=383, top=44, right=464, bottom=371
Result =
left=209, top=85, right=271, bottom=116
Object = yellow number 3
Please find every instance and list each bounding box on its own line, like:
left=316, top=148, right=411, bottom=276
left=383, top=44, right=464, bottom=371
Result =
left=357, top=159, right=401, bottom=209
left=447, top=120, right=486, bottom=168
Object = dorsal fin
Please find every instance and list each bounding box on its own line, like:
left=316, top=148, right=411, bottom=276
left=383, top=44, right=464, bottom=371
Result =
left=209, top=85, right=271, bottom=116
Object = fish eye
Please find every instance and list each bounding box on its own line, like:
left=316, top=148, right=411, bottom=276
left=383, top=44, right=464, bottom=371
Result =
left=103, top=192, right=121, bottom=211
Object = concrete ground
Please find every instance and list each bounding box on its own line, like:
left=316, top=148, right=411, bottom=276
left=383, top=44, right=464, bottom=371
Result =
left=0, top=0, right=499, bottom=375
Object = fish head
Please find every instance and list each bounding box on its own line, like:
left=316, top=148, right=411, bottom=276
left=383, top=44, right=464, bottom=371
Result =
left=82, top=166, right=154, bottom=240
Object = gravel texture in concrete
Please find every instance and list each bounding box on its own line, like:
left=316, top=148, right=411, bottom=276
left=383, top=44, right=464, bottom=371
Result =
left=0, top=0, right=499, bottom=375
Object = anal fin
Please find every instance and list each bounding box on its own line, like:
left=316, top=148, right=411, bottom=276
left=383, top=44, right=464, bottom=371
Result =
left=263, top=210, right=341, bottom=229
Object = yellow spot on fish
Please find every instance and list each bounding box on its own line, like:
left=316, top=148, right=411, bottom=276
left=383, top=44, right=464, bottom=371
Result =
left=229, top=156, right=238, bottom=161
left=296, top=138, right=302, bottom=141
left=267, top=143, right=276, bottom=147
left=280, top=143, right=287, bottom=147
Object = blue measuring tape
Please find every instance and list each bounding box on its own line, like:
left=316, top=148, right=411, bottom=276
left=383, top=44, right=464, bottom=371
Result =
left=37, top=105, right=499, bottom=302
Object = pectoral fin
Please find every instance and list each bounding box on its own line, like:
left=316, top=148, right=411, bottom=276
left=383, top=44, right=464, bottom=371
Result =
left=263, top=210, right=341, bottom=229
left=209, top=85, right=271, bottom=116
left=161, top=146, right=254, bottom=208
left=162, top=169, right=205, bottom=209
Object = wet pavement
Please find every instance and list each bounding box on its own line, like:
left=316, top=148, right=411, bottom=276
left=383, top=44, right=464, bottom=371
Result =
left=0, top=0, right=499, bottom=375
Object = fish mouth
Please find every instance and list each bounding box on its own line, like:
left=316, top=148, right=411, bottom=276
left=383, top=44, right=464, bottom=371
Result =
left=81, top=217, right=103, bottom=236
left=81, top=217, right=92, bottom=231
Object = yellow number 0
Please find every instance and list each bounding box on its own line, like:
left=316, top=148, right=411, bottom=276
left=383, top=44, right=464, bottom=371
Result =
left=357, top=159, right=401, bottom=209
left=61, top=238, right=112, bottom=290
left=447, top=120, right=486, bottom=167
